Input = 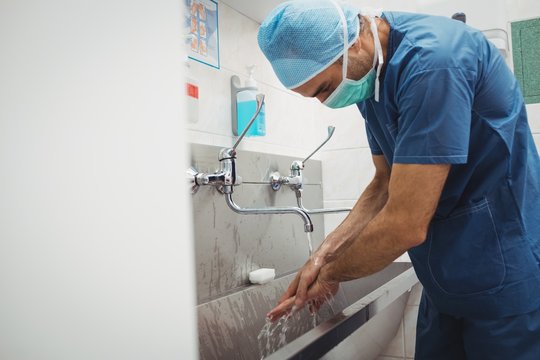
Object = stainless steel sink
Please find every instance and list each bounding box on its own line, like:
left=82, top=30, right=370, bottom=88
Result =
left=198, top=262, right=418, bottom=360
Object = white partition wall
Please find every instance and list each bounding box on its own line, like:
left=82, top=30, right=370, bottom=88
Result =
left=0, top=1, right=197, bottom=359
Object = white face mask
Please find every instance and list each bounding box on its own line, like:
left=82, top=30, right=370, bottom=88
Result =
left=324, top=2, right=384, bottom=107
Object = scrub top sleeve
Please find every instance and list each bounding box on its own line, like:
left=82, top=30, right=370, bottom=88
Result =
left=366, top=120, right=384, bottom=155
left=394, top=68, right=475, bottom=164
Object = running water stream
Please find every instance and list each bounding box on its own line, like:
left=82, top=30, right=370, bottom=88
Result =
left=306, top=231, right=313, bottom=257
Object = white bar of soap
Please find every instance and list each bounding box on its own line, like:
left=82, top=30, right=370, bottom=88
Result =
left=249, top=268, right=276, bottom=285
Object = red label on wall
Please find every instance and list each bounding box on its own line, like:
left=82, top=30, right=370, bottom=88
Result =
left=187, top=83, right=199, bottom=99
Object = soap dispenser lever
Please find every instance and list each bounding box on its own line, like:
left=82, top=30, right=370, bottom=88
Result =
left=232, top=94, right=265, bottom=151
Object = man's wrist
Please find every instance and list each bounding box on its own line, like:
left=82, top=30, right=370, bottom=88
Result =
left=314, top=246, right=341, bottom=268
left=318, top=232, right=353, bottom=263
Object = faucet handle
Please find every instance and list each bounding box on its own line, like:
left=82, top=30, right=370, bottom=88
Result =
left=270, top=171, right=285, bottom=191
left=301, top=126, right=336, bottom=166
left=187, top=166, right=200, bottom=194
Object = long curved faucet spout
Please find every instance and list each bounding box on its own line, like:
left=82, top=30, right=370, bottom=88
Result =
left=224, top=193, right=314, bottom=233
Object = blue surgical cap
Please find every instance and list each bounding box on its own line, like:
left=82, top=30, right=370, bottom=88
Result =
left=258, top=0, right=360, bottom=89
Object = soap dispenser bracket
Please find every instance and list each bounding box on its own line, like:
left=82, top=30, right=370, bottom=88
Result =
left=231, top=75, right=258, bottom=136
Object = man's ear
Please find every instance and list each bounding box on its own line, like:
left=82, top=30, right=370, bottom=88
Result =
left=348, top=36, right=363, bottom=55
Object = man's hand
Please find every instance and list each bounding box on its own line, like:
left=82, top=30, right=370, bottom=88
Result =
left=267, top=266, right=339, bottom=321
left=274, top=228, right=348, bottom=311
left=267, top=161, right=449, bottom=322
left=267, top=155, right=392, bottom=321
left=276, top=247, right=328, bottom=308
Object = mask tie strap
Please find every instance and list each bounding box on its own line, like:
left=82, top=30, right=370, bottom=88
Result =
left=329, top=0, right=349, bottom=82
left=370, top=16, right=384, bottom=102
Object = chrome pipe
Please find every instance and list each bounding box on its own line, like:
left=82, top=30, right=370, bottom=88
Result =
left=225, top=193, right=314, bottom=233
left=296, top=194, right=352, bottom=215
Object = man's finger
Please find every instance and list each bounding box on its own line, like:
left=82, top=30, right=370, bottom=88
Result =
left=313, top=298, right=323, bottom=312
left=308, top=301, right=316, bottom=315
left=267, top=297, right=296, bottom=322
left=306, top=280, right=338, bottom=306
left=278, top=258, right=312, bottom=304
left=278, top=273, right=301, bottom=304
left=294, top=265, right=318, bottom=307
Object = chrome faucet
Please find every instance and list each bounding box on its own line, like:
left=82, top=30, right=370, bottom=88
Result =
left=270, top=126, right=336, bottom=193
left=270, top=126, right=352, bottom=215
left=188, top=93, right=314, bottom=233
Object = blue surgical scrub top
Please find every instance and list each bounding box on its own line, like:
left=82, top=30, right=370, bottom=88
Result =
left=359, top=12, right=540, bottom=318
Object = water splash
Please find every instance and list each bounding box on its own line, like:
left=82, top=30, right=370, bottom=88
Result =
left=257, top=267, right=343, bottom=357
left=258, top=313, right=293, bottom=359
left=258, top=294, right=342, bottom=358
left=307, top=300, right=318, bottom=328
left=277, top=312, right=292, bottom=348
left=257, top=318, right=272, bottom=360
left=324, top=293, right=337, bottom=314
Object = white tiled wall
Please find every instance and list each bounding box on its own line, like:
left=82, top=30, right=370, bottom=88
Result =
left=186, top=2, right=330, bottom=160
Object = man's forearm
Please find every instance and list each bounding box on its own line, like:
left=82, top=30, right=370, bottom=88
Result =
left=321, top=206, right=413, bottom=282
left=316, top=177, right=389, bottom=264
left=320, top=163, right=450, bottom=282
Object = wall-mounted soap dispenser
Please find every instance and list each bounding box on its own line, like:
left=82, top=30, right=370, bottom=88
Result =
left=231, top=66, right=266, bottom=137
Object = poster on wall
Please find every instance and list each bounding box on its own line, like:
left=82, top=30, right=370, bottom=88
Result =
left=184, top=0, right=220, bottom=69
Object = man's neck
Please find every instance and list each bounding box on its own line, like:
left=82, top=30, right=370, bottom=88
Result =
left=375, top=17, right=391, bottom=64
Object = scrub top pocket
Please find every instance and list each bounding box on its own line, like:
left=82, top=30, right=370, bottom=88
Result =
left=427, top=198, right=506, bottom=296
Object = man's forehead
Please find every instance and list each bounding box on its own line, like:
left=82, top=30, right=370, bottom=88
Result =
left=293, top=65, right=337, bottom=97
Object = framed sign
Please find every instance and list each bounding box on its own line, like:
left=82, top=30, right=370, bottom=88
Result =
left=184, top=0, right=220, bottom=69
left=511, top=17, right=540, bottom=104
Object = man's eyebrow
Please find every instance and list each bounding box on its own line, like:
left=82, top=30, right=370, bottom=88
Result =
left=311, top=82, right=327, bottom=98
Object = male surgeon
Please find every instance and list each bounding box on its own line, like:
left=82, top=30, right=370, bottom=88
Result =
left=257, top=1, right=540, bottom=358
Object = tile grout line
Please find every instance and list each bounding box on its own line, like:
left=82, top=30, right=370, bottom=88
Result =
left=402, top=315, right=406, bottom=360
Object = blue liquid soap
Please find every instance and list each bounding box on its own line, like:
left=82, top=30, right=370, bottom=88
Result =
left=236, top=65, right=266, bottom=137
left=237, top=99, right=265, bottom=137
